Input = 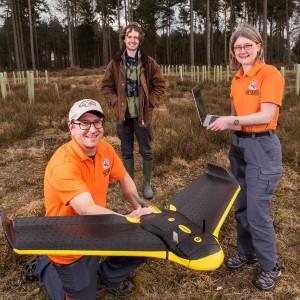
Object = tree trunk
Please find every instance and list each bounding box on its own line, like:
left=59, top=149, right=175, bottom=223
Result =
left=229, top=0, right=235, bottom=37
left=269, top=15, right=273, bottom=64
left=102, top=11, right=109, bottom=65
left=286, top=0, right=291, bottom=66
left=128, top=0, right=133, bottom=22
left=117, top=0, right=122, bottom=49
left=124, top=0, right=127, bottom=25
left=254, top=0, right=258, bottom=26
left=263, top=0, right=268, bottom=62
left=11, top=0, right=21, bottom=70
left=6, top=8, right=13, bottom=69
left=166, top=26, right=170, bottom=65
left=73, top=0, right=79, bottom=65
left=190, top=0, right=194, bottom=66
left=206, top=0, right=211, bottom=66
left=33, top=9, right=40, bottom=69
left=16, top=0, right=27, bottom=70
left=211, top=15, right=214, bottom=65
left=67, top=0, right=75, bottom=67
left=28, top=0, right=36, bottom=70
left=224, top=1, right=227, bottom=66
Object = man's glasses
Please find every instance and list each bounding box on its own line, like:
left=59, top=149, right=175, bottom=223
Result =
left=233, top=44, right=254, bottom=52
left=72, top=120, right=104, bottom=130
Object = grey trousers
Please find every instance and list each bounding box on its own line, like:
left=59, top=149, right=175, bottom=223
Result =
left=229, top=132, right=282, bottom=271
left=35, top=255, right=146, bottom=300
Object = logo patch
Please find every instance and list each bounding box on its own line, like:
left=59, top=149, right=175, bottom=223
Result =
left=245, top=82, right=259, bottom=96
left=102, top=159, right=110, bottom=176
left=249, top=82, right=256, bottom=90
left=103, top=159, right=110, bottom=169
left=79, top=99, right=97, bottom=108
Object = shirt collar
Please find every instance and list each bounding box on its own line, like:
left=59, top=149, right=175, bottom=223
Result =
left=69, top=136, right=89, bottom=161
left=69, top=137, right=106, bottom=161
left=235, top=61, right=265, bottom=79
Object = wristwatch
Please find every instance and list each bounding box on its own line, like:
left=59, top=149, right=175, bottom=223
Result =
left=233, top=117, right=239, bottom=125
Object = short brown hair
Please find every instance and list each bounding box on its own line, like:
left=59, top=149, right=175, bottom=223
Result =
left=229, top=23, right=264, bottom=69
left=120, top=22, right=145, bottom=44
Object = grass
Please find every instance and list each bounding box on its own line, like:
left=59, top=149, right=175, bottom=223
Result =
left=0, top=69, right=299, bottom=299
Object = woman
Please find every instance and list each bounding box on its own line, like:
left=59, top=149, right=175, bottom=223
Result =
left=207, top=23, right=284, bottom=291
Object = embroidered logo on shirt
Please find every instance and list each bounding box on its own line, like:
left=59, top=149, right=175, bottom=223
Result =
left=249, top=82, right=256, bottom=90
left=102, top=159, right=110, bottom=176
left=103, top=159, right=110, bottom=169
left=245, top=81, right=259, bottom=96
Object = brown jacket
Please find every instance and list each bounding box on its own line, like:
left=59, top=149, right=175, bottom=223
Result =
left=101, top=47, right=166, bottom=126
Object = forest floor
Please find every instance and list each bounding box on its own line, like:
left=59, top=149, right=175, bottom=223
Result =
left=0, top=69, right=299, bottom=299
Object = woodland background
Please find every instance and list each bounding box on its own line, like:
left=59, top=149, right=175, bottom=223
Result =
left=0, top=0, right=300, bottom=71
left=0, top=1, right=300, bottom=299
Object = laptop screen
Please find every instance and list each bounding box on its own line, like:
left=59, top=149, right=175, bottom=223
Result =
left=191, top=85, right=207, bottom=125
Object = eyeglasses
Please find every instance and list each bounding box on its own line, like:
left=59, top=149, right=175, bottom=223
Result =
left=233, top=44, right=254, bottom=52
left=72, top=120, right=104, bottom=130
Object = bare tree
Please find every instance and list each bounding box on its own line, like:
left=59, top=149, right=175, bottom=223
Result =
left=128, top=0, right=133, bottom=22
left=10, top=0, right=27, bottom=70
left=117, top=0, right=122, bottom=49
left=224, top=0, right=228, bottom=66
left=190, top=0, right=194, bottom=66
left=229, top=0, right=235, bottom=36
left=206, top=0, right=211, bottom=66
left=101, top=11, right=109, bottom=65
left=5, top=6, right=13, bottom=69
left=28, top=0, right=36, bottom=70
left=17, top=0, right=27, bottom=69
left=128, top=0, right=133, bottom=23
left=67, top=0, right=75, bottom=67
left=10, top=0, right=21, bottom=69
left=123, top=0, right=127, bottom=24
left=33, top=8, right=40, bottom=69
left=263, top=0, right=267, bottom=62
left=286, top=0, right=291, bottom=65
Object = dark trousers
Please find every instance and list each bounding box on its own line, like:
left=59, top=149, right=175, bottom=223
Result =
left=35, top=255, right=146, bottom=300
left=117, top=118, right=152, bottom=160
left=229, top=133, right=282, bottom=271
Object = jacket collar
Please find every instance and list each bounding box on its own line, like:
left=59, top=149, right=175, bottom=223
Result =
left=113, top=47, right=148, bottom=65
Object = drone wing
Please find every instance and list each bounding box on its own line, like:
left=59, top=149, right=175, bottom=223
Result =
left=1, top=164, right=240, bottom=271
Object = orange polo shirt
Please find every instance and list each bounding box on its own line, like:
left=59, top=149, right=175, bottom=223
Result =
left=44, top=137, right=126, bottom=264
left=230, top=61, right=284, bottom=132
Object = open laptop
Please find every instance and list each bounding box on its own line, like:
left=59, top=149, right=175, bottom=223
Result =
left=191, top=85, right=220, bottom=127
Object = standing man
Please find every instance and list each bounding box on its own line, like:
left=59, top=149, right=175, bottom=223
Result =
left=33, top=99, right=153, bottom=299
left=101, top=22, right=166, bottom=199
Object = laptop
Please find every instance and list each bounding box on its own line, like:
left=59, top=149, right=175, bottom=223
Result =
left=191, top=85, right=220, bottom=127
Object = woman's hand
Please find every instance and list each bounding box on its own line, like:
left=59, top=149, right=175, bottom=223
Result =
left=207, top=116, right=235, bottom=131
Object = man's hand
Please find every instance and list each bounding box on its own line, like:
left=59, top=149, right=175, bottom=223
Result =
left=126, top=206, right=154, bottom=219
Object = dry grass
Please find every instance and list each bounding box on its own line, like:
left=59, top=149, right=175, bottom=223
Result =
left=0, top=69, right=299, bottom=299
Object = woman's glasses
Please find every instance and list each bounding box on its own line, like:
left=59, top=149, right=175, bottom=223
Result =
left=233, top=44, right=254, bottom=52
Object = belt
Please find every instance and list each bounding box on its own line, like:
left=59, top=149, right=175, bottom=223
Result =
left=234, top=130, right=275, bottom=138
